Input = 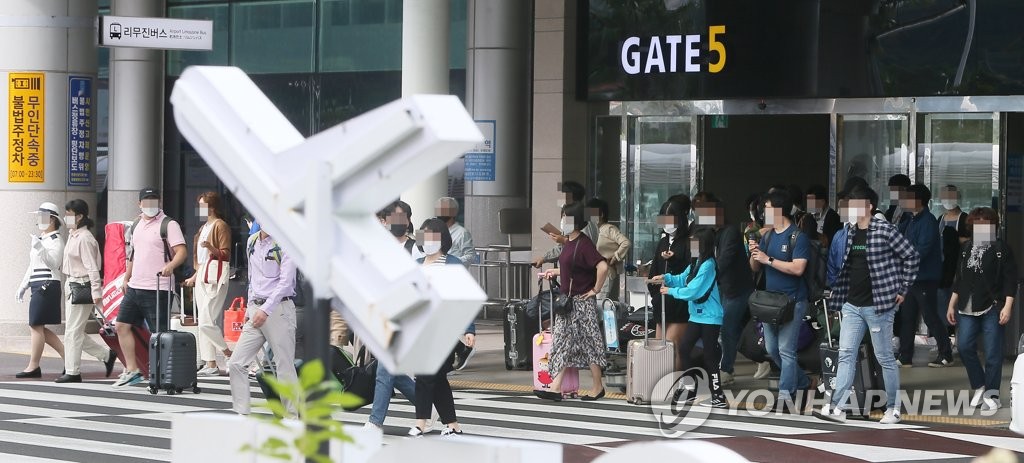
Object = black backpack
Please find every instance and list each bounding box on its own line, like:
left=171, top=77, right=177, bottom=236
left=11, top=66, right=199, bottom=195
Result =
left=766, top=228, right=827, bottom=302
left=127, top=215, right=195, bottom=283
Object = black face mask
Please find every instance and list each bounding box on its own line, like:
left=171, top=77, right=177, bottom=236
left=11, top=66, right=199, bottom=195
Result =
left=436, top=216, right=452, bottom=223
left=390, top=223, right=408, bottom=237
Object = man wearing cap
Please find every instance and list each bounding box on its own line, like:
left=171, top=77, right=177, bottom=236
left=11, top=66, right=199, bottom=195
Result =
left=112, top=188, right=188, bottom=389
left=228, top=224, right=299, bottom=415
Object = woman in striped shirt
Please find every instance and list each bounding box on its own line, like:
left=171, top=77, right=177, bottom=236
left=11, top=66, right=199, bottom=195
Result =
left=14, top=202, right=67, bottom=378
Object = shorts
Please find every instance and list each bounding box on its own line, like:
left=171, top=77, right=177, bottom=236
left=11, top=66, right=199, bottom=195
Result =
left=117, top=288, right=171, bottom=332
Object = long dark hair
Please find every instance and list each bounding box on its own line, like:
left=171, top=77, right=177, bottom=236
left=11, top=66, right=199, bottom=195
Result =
left=659, top=198, right=689, bottom=240
left=64, top=199, right=94, bottom=230
left=686, top=227, right=716, bottom=284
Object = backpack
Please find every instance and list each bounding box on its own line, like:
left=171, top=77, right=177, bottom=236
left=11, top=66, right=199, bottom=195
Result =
left=765, top=228, right=828, bottom=302
left=246, top=234, right=302, bottom=303
left=126, top=215, right=195, bottom=283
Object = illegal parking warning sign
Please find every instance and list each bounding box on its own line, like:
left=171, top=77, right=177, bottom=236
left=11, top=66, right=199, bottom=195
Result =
left=9, top=72, right=45, bottom=183
left=68, top=76, right=93, bottom=187
left=99, top=16, right=213, bottom=51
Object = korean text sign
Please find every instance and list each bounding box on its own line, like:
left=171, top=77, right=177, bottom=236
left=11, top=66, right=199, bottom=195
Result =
left=9, top=72, right=45, bottom=183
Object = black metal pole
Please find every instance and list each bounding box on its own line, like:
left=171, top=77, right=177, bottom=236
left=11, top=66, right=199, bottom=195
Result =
left=304, top=297, right=332, bottom=462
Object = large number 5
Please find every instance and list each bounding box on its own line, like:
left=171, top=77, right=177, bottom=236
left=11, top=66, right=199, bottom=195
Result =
left=708, top=25, right=726, bottom=73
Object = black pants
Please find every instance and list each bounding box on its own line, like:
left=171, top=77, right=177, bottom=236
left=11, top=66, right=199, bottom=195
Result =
left=414, top=348, right=458, bottom=423
left=679, top=321, right=724, bottom=397
left=898, top=281, right=952, bottom=362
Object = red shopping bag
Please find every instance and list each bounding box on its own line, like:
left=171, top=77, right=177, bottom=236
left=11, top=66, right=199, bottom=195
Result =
left=224, top=297, right=246, bottom=343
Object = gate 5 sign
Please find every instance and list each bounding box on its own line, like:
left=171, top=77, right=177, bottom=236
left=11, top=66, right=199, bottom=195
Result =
left=621, top=26, right=725, bottom=75
left=8, top=72, right=45, bottom=183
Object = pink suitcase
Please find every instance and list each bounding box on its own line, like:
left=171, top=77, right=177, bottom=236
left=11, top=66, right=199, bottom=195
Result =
left=532, top=278, right=579, bottom=398
left=625, top=276, right=675, bottom=405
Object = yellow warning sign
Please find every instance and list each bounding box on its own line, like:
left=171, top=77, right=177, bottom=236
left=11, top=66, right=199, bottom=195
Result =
left=9, top=72, right=45, bottom=183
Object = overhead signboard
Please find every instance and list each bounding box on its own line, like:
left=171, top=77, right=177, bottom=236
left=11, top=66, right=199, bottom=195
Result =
left=99, top=15, right=213, bottom=51
left=8, top=72, right=45, bottom=183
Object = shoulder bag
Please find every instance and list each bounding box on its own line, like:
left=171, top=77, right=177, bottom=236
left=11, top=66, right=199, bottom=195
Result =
left=747, top=230, right=796, bottom=325
left=69, top=281, right=92, bottom=305
left=552, top=237, right=580, bottom=317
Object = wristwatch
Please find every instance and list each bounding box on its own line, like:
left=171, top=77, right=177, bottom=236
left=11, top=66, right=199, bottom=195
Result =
left=768, top=257, right=775, bottom=266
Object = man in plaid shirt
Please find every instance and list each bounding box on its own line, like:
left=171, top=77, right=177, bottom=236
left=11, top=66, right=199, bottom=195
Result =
left=816, top=186, right=920, bottom=425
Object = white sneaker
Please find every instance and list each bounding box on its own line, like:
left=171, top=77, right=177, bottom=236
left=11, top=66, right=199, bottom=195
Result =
left=197, top=367, right=220, bottom=377
left=407, top=426, right=426, bottom=438
left=363, top=422, right=381, bottom=431
left=111, top=371, right=129, bottom=388
left=983, top=397, right=1002, bottom=411
left=720, top=371, right=735, bottom=387
left=813, top=404, right=847, bottom=423
left=753, top=362, right=772, bottom=380
left=879, top=408, right=901, bottom=424
left=970, top=388, right=985, bottom=407
left=440, top=427, right=464, bottom=437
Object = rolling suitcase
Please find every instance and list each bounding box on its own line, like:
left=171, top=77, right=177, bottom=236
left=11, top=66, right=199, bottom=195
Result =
left=148, top=273, right=201, bottom=395
left=817, top=297, right=883, bottom=417
left=97, top=221, right=152, bottom=375
left=626, top=276, right=675, bottom=405
left=532, top=277, right=579, bottom=398
left=503, top=300, right=536, bottom=370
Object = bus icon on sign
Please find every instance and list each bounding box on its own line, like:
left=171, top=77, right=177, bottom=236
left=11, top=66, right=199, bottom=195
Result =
left=109, top=23, right=122, bottom=39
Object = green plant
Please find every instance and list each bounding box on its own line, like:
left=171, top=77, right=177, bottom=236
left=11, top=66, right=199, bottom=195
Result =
left=241, top=359, right=364, bottom=463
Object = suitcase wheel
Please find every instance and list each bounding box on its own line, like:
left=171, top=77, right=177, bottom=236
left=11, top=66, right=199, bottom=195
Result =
left=175, top=388, right=184, bottom=394
left=193, top=386, right=202, bottom=394
left=148, top=386, right=158, bottom=395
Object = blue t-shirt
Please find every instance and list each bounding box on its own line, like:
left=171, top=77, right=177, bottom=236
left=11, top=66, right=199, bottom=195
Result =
left=760, top=224, right=810, bottom=301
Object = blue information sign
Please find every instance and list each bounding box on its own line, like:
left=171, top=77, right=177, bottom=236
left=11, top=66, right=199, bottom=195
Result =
left=464, top=120, right=496, bottom=182
left=68, top=76, right=92, bottom=187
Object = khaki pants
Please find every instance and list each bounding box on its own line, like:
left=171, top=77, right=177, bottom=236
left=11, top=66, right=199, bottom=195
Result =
left=195, top=268, right=230, bottom=362
left=597, top=265, right=620, bottom=301
left=64, top=280, right=110, bottom=375
left=329, top=310, right=348, bottom=347
left=228, top=300, right=298, bottom=415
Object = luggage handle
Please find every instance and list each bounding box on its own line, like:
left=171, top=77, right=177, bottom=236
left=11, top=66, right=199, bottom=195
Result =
left=154, top=272, right=177, bottom=334
left=227, top=297, right=246, bottom=311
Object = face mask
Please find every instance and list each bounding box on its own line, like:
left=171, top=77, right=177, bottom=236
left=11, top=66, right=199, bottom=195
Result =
left=973, top=225, right=995, bottom=245
left=689, top=244, right=700, bottom=257
left=198, top=206, right=209, bottom=219
left=941, top=200, right=958, bottom=210
left=560, top=219, right=575, bottom=236
left=422, top=241, right=442, bottom=255
left=389, top=223, right=407, bottom=237
left=806, top=204, right=821, bottom=215
left=697, top=215, right=714, bottom=225
left=142, top=207, right=159, bottom=218
left=65, top=215, right=77, bottom=228
left=890, top=190, right=900, bottom=203
left=37, top=223, right=50, bottom=231
left=764, top=212, right=776, bottom=226
left=663, top=224, right=677, bottom=235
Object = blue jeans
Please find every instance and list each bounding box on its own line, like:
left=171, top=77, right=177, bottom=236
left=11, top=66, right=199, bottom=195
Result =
left=719, top=288, right=753, bottom=374
left=832, top=303, right=900, bottom=411
left=957, top=309, right=1005, bottom=394
left=368, top=365, right=416, bottom=426
left=762, top=300, right=810, bottom=399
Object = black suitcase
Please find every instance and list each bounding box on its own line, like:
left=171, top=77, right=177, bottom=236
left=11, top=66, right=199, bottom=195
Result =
left=148, top=273, right=201, bottom=395
left=503, top=301, right=535, bottom=370
left=817, top=299, right=883, bottom=417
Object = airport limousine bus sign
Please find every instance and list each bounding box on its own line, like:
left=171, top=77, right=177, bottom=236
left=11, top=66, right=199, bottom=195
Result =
left=98, top=16, right=213, bottom=51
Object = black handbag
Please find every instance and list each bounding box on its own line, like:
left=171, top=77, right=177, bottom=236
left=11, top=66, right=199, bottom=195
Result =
left=339, top=346, right=377, bottom=411
left=748, top=289, right=796, bottom=325
left=68, top=281, right=92, bottom=305
left=552, top=239, right=580, bottom=317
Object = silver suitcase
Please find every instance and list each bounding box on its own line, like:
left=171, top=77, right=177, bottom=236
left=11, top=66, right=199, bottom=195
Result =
left=625, top=276, right=675, bottom=405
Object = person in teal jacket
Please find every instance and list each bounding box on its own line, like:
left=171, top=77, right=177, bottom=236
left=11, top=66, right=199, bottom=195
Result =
left=652, top=227, right=726, bottom=408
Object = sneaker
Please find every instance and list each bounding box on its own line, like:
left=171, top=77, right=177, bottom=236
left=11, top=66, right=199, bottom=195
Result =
left=440, top=427, right=463, bottom=437
left=407, top=426, right=427, bottom=438
left=928, top=357, right=954, bottom=368
left=879, top=408, right=901, bottom=424
left=452, top=342, right=475, bottom=371
left=983, top=396, right=1002, bottom=411
left=720, top=371, right=735, bottom=387
left=364, top=422, right=382, bottom=431
left=813, top=404, right=847, bottom=423
left=699, top=396, right=729, bottom=409
left=752, top=362, right=772, bottom=380
left=896, top=358, right=912, bottom=368
left=114, top=370, right=143, bottom=388
left=971, top=388, right=985, bottom=407
left=196, top=367, right=220, bottom=377
left=672, top=388, right=697, bottom=406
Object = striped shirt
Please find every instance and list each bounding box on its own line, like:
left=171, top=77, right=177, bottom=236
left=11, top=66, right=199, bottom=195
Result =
left=21, top=231, right=64, bottom=286
left=828, top=217, right=920, bottom=313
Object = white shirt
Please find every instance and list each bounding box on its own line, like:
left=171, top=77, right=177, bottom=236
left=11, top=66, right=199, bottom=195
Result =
left=197, top=223, right=212, bottom=264
left=21, top=230, right=65, bottom=286
left=448, top=222, right=477, bottom=264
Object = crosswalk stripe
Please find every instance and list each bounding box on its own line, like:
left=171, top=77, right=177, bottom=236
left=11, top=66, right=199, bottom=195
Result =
left=9, top=416, right=172, bottom=438
left=0, top=428, right=171, bottom=461
left=0, top=388, right=208, bottom=414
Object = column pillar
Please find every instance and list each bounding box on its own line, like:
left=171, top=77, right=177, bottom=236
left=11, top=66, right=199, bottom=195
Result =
left=0, top=0, right=98, bottom=342
left=400, top=0, right=450, bottom=228
left=464, top=0, right=531, bottom=254
left=107, top=0, right=165, bottom=222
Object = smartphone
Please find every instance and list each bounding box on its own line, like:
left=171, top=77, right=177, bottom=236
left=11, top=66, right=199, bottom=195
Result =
left=540, top=222, right=560, bottom=235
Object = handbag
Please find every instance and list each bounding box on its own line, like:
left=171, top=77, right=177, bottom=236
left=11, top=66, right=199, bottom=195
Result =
left=339, top=346, right=377, bottom=411
left=748, top=289, right=796, bottom=325
left=552, top=239, right=580, bottom=317
left=68, top=281, right=92, bottom=305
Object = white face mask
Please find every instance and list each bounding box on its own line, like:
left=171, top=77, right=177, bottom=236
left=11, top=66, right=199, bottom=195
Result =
left=941, top=200, right=958, bottom=210
left=422, top=241, right=442, bottom=256
left=764, top=211, right=776, bottom=226
left=37, top=222, right=49, bottom=231
left=198, top=206, right=209, bottom=219
left=65, top=215, right=77, bottom=228
left=663, top=224, right=677, bottom=235
left=689, top=244, right=699, bottom=257
left=697, top=215, right=715, bottom=225
left=142, top=207, right=159, bottom=218
left=560, top=219, right=575, bottom=236
left=973, top=225, right=996, bottom=245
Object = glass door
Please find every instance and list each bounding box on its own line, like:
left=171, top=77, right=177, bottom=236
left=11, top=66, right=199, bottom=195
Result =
left=921, top=113, right=1001, bottom=218
left=626, top=116, right=699, bottom=268
left=836, top=114, right=910, bottom=205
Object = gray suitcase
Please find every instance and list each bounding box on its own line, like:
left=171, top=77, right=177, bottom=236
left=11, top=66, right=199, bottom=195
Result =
left=148, top=273, right=201, bottom=395
left=625, top=276, right=675, bottom=405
